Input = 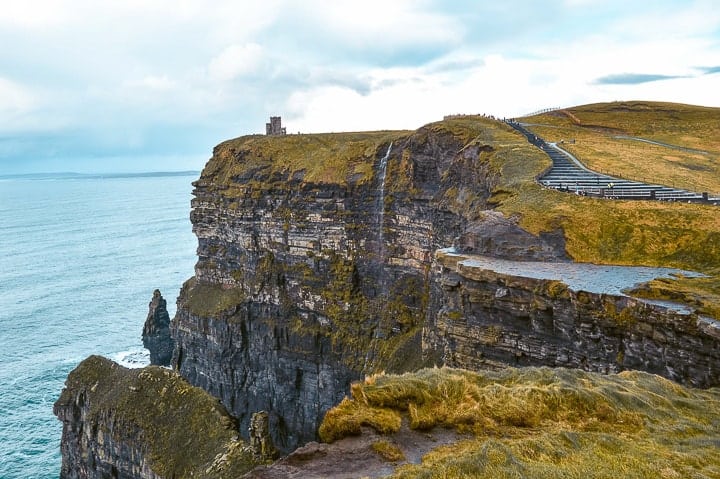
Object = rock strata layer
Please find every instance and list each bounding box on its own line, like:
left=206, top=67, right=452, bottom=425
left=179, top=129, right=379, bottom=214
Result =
left=425, top=251, right=720, bottom=387
left=142, top=289, right=174, bottom=366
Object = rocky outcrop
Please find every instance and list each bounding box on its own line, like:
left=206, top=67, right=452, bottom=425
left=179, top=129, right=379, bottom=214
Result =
left=424, top=250, right=720, bottom=387
left=169, top=118, right=720, bottom=455
left=457, top=211, right=568, bottom=261
left=142, top=289, right=174, bottom=366
left=53, top=355, right=258, bottom=479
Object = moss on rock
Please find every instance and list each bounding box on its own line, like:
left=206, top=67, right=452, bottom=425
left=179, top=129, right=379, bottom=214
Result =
left=55, top=355, right=259, bottom=478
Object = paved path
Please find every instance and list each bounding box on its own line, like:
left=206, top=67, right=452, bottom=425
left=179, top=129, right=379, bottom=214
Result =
left=506, top=121, right=719, bottom=204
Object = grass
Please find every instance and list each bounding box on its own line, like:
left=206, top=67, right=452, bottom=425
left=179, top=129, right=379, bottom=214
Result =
left=56, top=355, right=258, bottom=478
left=521, top=101, right=720, bottom=193
left=503, top=102, right=720, bottom=316
left=319, top=367, right=720, bottom=478
left=198, top=130, right=410, bottom=193
left=629, top=269, right=720, bottom=319
left=372, top=440, right=407, bottom=462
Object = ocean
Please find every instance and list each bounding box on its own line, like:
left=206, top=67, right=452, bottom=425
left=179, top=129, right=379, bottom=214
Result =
left=0, top=173, right=199, bottom=478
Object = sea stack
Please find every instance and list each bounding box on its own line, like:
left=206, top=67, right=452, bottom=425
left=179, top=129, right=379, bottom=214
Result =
left=142, top=289, right=174, bottom=366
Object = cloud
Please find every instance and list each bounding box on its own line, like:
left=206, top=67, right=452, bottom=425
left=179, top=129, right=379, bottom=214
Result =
left=0, top=77, right=36, bottom=115
left=128, top=75, right=178, bottom=91
left=593, top=73, right=688, bottom=85
left=208, top=43, right=265, bottom=81
left=1, top=0, right=720, bottom=174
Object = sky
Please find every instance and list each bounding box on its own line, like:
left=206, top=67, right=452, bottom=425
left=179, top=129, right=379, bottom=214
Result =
left=1, top=0, right=719, bottom=174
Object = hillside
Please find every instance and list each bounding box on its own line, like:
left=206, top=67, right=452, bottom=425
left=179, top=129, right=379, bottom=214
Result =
left=521, top=101, right=720, bottom=194
left=504, top=102, right=720, bottom=316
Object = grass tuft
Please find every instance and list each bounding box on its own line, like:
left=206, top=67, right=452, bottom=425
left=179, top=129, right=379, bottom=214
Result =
left=372, top=440, right=406, bottom=462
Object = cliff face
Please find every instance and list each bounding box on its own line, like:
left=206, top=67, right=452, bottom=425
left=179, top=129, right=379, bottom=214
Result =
left=425, top=251, right=720, bottom=387
left=169, top=118, right=720, bottom=454
left=170, top=120, right=567, bottom=452
left=53, top=356, right=257, bottom=479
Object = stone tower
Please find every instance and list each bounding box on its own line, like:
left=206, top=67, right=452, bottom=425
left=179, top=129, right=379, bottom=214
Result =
left=265, top=116, right=286, bottom=136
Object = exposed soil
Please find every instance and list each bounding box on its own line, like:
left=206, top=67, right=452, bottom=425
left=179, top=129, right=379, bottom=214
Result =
left=242, top=422, right=466, bottom=479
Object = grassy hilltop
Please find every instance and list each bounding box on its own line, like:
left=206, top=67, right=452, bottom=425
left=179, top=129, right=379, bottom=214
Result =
left=509, top=101, right=720, bottom=317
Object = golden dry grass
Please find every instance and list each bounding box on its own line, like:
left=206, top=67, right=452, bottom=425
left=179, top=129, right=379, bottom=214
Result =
left=319, top=367, right=720, bottom=478
left=522, top=101, right=720, bottom=193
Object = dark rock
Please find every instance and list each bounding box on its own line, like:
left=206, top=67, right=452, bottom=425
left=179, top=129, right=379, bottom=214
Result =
left=142, top=289, right=173, bottom=366
left=458, top=211, right=568, bottom=261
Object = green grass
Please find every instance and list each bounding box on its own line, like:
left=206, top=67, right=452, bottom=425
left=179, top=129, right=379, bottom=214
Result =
left=320, top=367, right=720, bottom=478
left=181, top=277, right=246, bottom=318
left=198, top=130, right=409, bottom=193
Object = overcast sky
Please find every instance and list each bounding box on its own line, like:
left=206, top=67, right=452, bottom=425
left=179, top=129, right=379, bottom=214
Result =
left=1, top=0, right=719, bottom=173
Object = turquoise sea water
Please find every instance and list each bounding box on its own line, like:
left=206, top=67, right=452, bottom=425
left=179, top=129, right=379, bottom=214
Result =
left=0, top=173, right=198, bottom=478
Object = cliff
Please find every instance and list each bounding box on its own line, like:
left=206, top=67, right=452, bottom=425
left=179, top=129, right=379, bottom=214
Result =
left=56, top=110, right=720, bottom=477
left=170, top=115, right=720, bottom=453
left=426, top=250, right=720, bottom=387
left=170, top=119, right=571, bottom=452
left=53, top=355, right=259, bottom=478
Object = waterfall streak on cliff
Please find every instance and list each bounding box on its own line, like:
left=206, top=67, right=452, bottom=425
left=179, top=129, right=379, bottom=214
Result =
left=376, top=142, right=393, bottom=255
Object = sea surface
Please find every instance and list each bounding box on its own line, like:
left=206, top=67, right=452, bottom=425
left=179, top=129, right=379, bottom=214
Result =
left=0, top=173, right=199, bottom=478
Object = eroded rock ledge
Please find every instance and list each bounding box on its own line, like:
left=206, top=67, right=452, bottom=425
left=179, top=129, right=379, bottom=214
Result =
left=426, top=250, right=720, bottom=387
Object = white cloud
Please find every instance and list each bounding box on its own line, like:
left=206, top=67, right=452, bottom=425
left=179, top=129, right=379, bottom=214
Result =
left=130, top=75, right=178, bottom=91
left=0, top=78, right=36, bottom=113
left=2, top=0, right=720, bottom=173
left=208, top=43, right=265, bottom=82
left=296, top=0, right=462, bottom=48
left=0, top=1, right=75, bottom=28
